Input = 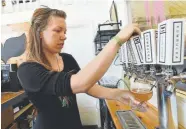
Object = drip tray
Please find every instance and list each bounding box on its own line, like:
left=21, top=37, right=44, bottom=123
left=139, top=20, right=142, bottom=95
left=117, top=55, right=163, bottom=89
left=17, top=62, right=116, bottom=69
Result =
left=116, top=110, right=147, bottom=129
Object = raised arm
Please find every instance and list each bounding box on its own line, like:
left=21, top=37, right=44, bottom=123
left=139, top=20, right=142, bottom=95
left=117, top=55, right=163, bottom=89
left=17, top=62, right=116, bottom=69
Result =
left=71, top=24, right=141, bottom=93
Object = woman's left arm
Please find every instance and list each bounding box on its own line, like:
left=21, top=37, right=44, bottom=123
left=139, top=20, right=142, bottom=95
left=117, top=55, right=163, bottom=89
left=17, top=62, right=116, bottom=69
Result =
left=87, top=84, right=138, bottom=105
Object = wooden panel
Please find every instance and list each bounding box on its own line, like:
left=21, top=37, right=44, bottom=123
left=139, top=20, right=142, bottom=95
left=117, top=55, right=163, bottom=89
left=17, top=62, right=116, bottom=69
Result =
left=129, top=1, right=186, bottom=28
left=9, top=123, right=17, bottom=129
left=1, top=22, right=30, bottom=45
left=1, top=106, right=14, bottom=129
left=7, top=22, right=30, bottom=33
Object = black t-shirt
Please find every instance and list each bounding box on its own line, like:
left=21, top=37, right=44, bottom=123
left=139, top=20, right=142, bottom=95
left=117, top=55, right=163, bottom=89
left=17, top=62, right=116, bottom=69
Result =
left=17, top=53, right=82, bottom=129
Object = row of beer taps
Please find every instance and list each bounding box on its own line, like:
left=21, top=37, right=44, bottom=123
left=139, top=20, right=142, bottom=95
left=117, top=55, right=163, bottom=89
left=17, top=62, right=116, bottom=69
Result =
left=122, top=62, right=186, bottom=96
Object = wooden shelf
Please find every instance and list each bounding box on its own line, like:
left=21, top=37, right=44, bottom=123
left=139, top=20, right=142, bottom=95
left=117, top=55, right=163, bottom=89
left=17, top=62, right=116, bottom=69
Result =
left=1, top=91, right=27, bottom=111
left=14, top=103, right=33, bottom=120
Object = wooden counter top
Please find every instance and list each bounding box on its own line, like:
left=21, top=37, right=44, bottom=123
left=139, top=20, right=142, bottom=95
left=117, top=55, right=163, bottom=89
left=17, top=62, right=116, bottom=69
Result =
left=105, top=99, right=159, bottom=129
left=1, top=91, right=24, bottom=104
left=1, top=91, right=26, bottom=111
left=105, top=100, right=186, bottom=129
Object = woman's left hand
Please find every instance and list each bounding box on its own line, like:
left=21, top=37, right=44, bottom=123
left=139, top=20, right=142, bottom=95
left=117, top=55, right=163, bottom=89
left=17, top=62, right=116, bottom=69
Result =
left=113, top=89, right=139, bottom=106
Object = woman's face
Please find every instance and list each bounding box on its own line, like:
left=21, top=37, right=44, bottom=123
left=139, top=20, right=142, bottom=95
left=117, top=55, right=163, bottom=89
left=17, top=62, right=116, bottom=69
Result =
left=41, top=16, right=67, bottom=54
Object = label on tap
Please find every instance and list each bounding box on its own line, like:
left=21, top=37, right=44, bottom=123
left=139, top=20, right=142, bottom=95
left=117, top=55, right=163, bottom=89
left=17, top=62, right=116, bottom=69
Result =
left=155, top=31, right=158, bottom=44
left=157, top=19, right=185, bottom=65
left=127, top=41, right=137, bottom=64
left=123, top=43, right=129, bottom=64
left=121, top=45, right=126, bottom=63
left=129, top=36, right=143, bottom=65
left=143, top=32, right=153, bottom=63
left=159, top=24, right=166, bottom=63
left=119, top=49, right=123, bottom=63
left=172, top=22, right=183, bottom=63
left=133, top=36, right=143, bottom=63
left=126, top=41, right=132, bottom=63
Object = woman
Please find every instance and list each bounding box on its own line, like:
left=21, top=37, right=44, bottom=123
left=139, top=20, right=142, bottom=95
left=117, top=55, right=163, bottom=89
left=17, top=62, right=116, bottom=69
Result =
left=17, top=7, right=141, bottom=129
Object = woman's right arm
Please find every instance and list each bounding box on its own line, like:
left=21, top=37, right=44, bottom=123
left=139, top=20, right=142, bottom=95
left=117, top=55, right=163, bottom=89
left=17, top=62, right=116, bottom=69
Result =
left=17, top=24, right=141, bottom=96
left=71, top=24, right=141, bottom=93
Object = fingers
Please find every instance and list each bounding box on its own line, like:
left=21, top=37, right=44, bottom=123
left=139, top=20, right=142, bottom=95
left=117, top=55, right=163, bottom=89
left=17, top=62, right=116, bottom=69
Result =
left=127, top=92, right=140, bottom=105
left=130, top=23, right=141, bottom=36
left=119, top=94, right=139, bottom=105
left=117, top=94, right=132, bottom=105
left=141, top=102, right=147, bottom=108
left=122, top=98, right=130, bottom=105
left=132, top=23, right=139, bottom=27
left=129, top=96, right=140, bottom=105
left=134, top=26, right=141, bottom=35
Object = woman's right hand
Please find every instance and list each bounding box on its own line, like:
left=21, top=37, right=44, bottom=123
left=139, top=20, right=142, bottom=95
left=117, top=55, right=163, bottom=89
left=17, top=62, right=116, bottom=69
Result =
left=116, top=23, right=141, bottom=44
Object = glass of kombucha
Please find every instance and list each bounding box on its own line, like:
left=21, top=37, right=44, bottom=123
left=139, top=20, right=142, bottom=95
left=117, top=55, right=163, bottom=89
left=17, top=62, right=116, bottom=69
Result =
left=129, top=81, right=153, bottom=112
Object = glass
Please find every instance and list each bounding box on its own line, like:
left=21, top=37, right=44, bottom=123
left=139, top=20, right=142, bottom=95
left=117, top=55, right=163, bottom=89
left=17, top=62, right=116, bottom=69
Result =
left=129, top=79, right=153, bottom=112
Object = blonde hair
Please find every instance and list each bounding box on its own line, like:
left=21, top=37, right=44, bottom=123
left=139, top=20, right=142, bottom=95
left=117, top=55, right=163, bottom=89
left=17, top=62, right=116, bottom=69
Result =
left=26, top=7, right=66, bottom=70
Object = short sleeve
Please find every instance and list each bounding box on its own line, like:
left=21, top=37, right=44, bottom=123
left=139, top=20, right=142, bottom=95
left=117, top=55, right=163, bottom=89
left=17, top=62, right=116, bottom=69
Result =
left=60, top=53, right=81, bottom=72
left=17, top=62, right=73, bottom=96
left=69, top=55, right=81, bottom=71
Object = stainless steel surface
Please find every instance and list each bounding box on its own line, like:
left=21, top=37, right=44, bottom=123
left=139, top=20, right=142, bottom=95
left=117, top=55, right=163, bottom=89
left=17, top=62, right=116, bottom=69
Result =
left=116, top=110, right=147, bottom=129
left=157, top=80, right=168, bottom=129
left=157, top=77, right=178, bottom=129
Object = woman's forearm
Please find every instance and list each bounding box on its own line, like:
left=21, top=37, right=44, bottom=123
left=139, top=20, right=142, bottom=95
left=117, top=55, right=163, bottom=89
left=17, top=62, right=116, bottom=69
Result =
left=87, top=84, right=139, bottom=106
left=87, top=84, right=120, bottom=100
left=71, top=38, right=120, bottom=93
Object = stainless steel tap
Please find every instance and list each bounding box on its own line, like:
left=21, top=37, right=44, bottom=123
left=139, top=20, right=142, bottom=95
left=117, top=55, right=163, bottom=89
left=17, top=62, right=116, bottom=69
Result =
left=156, top=67, right=180, bottom=129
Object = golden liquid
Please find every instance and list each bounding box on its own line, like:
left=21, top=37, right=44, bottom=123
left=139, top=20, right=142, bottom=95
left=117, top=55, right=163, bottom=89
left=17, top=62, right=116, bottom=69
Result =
left=131, top=88, right=153, bottom=102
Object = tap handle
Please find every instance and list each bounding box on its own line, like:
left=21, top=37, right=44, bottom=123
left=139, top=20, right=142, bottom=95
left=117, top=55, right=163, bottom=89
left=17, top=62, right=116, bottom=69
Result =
left=134, top=78, right=138, bottom=82
left=145, top=70, right=150, bottom=73
left=164, top=90, right=173, bottom=97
